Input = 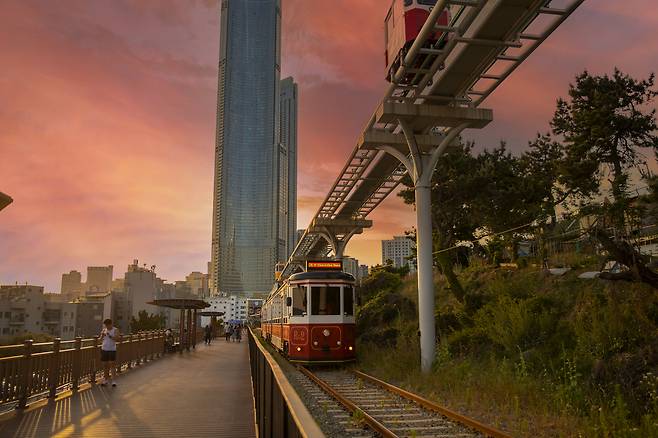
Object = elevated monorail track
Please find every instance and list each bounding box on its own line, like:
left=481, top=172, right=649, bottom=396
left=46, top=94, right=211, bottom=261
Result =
left=297, top=367, right=511, bottom=438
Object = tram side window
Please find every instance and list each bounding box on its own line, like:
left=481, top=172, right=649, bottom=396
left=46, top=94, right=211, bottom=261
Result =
left=311, top=286, right=341, bottom=315
left=343, top=287, right=354, bottom=316
left=292, top=286, right=307, bottom=316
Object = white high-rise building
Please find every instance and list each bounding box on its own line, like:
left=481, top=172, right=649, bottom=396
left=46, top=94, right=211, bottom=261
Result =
left=382, top=236, right=416, bottom=271
left=200, top=296, right=261, bottom=327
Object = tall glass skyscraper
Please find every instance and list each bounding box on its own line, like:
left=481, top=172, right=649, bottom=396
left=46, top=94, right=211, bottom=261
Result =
left=279, top=77, right=298, bottom=260
left=211, top=0, right=282, bottom=296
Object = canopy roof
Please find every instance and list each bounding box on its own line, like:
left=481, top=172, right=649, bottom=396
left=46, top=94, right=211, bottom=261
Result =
left=199, top=311, right=225, bottom=317
left=147, top=299, right=210, bottom=310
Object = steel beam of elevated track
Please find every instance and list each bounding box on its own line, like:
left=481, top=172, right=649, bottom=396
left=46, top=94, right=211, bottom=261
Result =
left=282, top=0, right=584, bottom=279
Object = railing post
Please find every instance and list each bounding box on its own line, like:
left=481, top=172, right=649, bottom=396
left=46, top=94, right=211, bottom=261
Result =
left=16, top=339, right=33, bottom=409
left=192, top=309, right=197, bottom=350
left=127, top=334, right=133, bottom=369
left=91, top=336, right=98, bottom=385
left=156, top=329, right=165, bottom=357
left=136, top=333, right=143, bottom=365
left=186, top=309, right=192, bottom=351
left=144, top=331, right=150, bottom=362
left=48, top=338, right=61, bottom=398
left=149, top=331, right=155, bottom=361
left=71, top=337, right=82, bottom=392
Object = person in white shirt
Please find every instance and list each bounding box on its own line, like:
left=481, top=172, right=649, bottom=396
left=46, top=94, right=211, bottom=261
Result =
left=99, top=318, right=121, bottom=386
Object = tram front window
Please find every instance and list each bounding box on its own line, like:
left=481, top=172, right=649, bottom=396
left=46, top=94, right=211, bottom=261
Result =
left=292, top=286, right=307, bottom=316
left=343, top=287, right=354, bottom=316
left=311, top=286, right=341, bottom=315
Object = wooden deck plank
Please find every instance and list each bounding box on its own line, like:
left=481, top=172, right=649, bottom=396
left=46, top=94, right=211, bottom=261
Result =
left=0, top=340, right=255, bottom=438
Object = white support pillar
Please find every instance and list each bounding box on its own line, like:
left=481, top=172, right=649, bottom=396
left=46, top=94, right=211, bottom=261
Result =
left=414, top=181, right=436, bottom=372
left=377, top=121, right=469, bottom=373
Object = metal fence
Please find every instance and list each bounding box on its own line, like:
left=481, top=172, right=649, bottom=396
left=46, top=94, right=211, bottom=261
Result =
left=248, top=328, right=325, bottom=438
left=0, top=329, right=202, bottom=409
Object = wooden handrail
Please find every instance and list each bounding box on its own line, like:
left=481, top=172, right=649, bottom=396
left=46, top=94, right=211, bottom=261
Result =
left=0, top=330, right=187, bottom=409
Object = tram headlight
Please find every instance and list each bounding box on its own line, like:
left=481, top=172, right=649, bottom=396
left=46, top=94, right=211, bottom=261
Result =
left=313, top=341, right=318, bottom=346
left=323, top=329, right=330, bottom=337
left=296, top=347, right=302, bottom=352
left=337, top=340, right=341, bottom=346
left=348, top=346, right=353, bottom=351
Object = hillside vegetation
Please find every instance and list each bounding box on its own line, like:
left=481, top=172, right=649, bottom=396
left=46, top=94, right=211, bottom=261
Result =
left=356, top=262, right=658, bottom=437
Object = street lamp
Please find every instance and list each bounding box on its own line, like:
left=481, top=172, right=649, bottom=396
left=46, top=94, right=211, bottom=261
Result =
left=0, top=192, right=12, bottom=212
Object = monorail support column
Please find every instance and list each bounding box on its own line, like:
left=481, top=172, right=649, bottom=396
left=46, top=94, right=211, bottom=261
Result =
left=377, top=120, right=470, bottom=373
left=414, top=181, right=436, bottom=373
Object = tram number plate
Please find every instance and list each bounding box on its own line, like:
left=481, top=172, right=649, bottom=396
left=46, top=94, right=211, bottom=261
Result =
left=292, top=327, right=307, bottom=344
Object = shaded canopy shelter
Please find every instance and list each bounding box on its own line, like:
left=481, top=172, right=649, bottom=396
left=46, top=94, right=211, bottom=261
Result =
left=199, top=311, right=225, bottom=338
left=198, top=311, right=225, bottom=317
left=147, top=299, right=210, bottom=351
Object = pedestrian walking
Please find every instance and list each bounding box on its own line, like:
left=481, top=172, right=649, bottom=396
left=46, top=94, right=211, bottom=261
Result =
left=204, top=324, right=212, bottom=345
left=236, top=325, right=242, bottom=343
left=225, top=325, right=232, bottom=342
left=99, top=318, right=121, bottom=387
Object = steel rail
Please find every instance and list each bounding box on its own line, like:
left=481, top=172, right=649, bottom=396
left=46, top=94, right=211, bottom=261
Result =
left=297, top=366, right=397, bottom=438
left=352, top=369, right=512, bottom=438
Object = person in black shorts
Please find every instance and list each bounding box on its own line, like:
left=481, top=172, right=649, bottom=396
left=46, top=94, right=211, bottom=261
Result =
left=99, top=318, right=121, bottom=386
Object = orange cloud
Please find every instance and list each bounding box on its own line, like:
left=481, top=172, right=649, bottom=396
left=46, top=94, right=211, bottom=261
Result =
left=1, top=0, right=657, bottom=290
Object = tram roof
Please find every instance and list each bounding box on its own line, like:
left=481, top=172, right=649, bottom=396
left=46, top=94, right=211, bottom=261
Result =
left=289, top=271, right=355, bottom=282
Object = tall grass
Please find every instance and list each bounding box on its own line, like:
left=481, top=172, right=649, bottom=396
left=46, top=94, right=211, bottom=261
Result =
left=356, top=267, right=658, bottom=437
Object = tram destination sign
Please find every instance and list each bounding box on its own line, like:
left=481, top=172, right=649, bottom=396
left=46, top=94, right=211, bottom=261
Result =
left=306, top=260, right=343, bottom=271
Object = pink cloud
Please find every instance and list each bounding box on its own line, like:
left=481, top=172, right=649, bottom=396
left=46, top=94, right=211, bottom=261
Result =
left=1, top=0, right=657, bottom=290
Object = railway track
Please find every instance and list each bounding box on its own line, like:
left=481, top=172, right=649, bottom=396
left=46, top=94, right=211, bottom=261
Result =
left=297, top=367, right=511, bottom=438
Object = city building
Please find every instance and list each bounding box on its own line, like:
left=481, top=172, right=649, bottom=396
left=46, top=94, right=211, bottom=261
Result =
left=72, top=293, right=112, bottom=338
left=382, top=236, right=416, bottom=271
left=185, top=272, right=209, bottom=298
left=123, top=260, right=160, bottom=320
left=61, top=270, right=83, bottom=296
left=342, top=257, right=360, bottom=280
left=0, top=285, right=77, bottom=341
left=279, top=77, right=298, bottom=260
left=110, top=290, right=132, bottom=334
left=200, top=295, right=250, bottom=327
left=43, top=300, right=77, bottom=340
left=86, top=265, right=113, bottom=293
left=0, top=285, right=46, bottom=339
left=358, top=265, right=370, bottom=282
left=211, top=0, right=282, bottom=297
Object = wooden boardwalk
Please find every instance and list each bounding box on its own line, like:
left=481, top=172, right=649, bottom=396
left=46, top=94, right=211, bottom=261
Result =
left=0, top=339, right=256, bottom=438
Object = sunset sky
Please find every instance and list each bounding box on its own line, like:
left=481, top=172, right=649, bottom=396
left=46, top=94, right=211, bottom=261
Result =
left=1, top=0, right=657, bottom=292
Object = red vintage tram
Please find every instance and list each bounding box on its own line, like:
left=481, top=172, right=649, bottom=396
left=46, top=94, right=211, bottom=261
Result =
left=385, top=0, right=451, bottom=82
left=261, top=264, right=356, bottom=364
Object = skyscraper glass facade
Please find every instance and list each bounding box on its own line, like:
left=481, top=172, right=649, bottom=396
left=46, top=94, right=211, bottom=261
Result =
left=211, top=0, right=282, bottom=296
left=279, top=77, right=298, bottom=260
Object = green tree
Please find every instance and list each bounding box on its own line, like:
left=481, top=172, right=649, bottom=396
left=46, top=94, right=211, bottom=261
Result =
left=551, top=69, right=658, bottom=288
left=551, top=69, right=658, bottom=225
left=520, top=133, right=566, bottom=223
left=130, top=310, right=164, bottom=333
left=399, top=141, right=482, bottom=301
